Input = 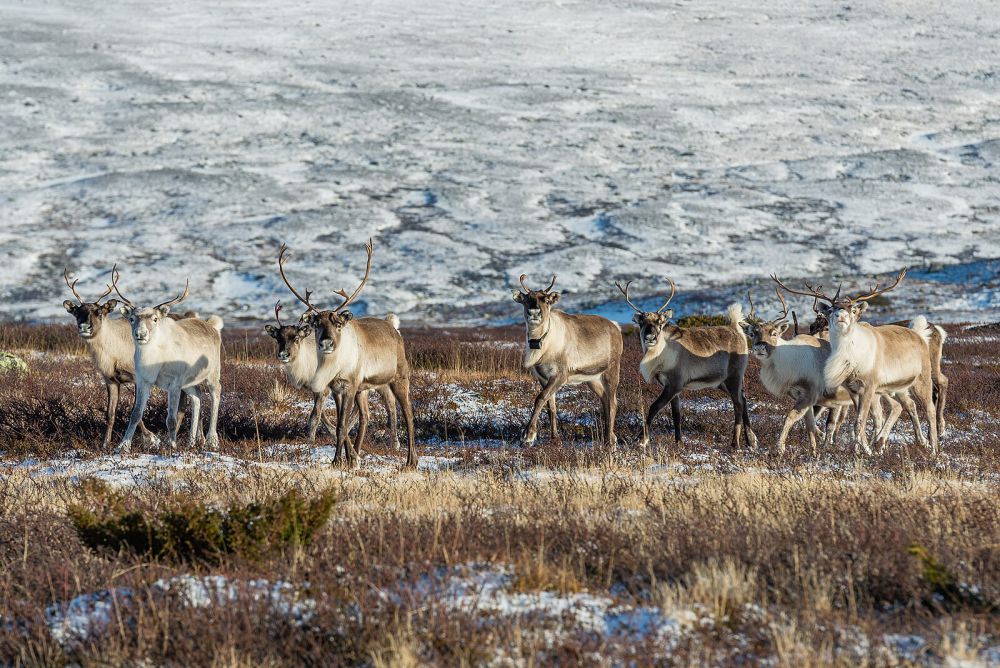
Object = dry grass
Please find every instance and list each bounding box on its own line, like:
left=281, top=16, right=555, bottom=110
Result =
left=1, top=321, right=999, bottom=665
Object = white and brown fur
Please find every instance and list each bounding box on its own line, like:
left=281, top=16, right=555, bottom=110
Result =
left=264, top=302, right=399, bottom=450
left=62, top=269, right=195, bottom=449
left=114, top=274, right=224, bottom=452
left=280, top=241, right=416, bottom=469
left=742, top=290, right=892, bottom=454
left=779, top=270, right=940, bottom=455
left=513, top=274, right=623, bottom=447
left=619, top=280, right=757, bottom=450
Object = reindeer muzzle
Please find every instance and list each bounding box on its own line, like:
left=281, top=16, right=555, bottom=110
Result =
left=319, top=340, right=335, bottom=354
left=277, top=351, right=290, bottom=362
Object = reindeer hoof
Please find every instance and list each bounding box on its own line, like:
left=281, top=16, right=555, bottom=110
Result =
left=115, top=441, right=132, bottom=456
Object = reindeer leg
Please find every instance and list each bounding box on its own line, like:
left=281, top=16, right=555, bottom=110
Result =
left=102, top=381, right=119, bottom=452
left=723, top=375, right=747, bottom=450
left=379, top=386, right=400, bottom=449
left=740, top=388, right=758, bottom=448
left=548, top=378, right=562, bottom=444
left=354, top=391, right=370, bottom=457
left=119, top=383, right=151, bottom=455
left=183, top=386, right=202, bottom=450
left=642, top=382, right=679, bottom=450
left=872, top=394, right=900, bottom=453
left=389, top=376, right=417, bottom=469
left=854, top=387, right=876, bottom=456
left=308, top=388, right=329, bottom=442
left=204, top=377, right=221, bottom=449
left=670, top=396, right=682, bottom=446
left=524, top=374, right=563, bottom=447
left=604, top=364, right=619, bottom=449
left=934, top=375, right=948, bottom=439
left=913, top=373, right=939, bottom=456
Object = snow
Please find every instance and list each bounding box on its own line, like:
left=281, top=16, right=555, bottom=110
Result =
left=45, top=575, right=315, bottom=646
left=1, top=0, right=998, bottom=325
left=434, top=564, right=689, bottom=645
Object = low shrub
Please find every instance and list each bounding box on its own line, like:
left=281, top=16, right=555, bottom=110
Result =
left=67, top=479, right=335, bottom=564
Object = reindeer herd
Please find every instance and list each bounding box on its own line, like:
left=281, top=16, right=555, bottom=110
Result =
left=60, top=242, right=948, bottom=468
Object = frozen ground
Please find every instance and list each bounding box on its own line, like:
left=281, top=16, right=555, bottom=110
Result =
left=1, top=0, right=999, bottom=325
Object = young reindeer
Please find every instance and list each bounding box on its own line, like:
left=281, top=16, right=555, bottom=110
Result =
left=264, top=299, right=399, bottom=449
left=62, top=269, right=170, bottom=449
left=281, top=241, right=416, bottom=469
left=774, top=270, right=939, bottom=455
left=113, top=269, right=224, bottom=453
left=618, top=280, right=757, bottom=450
left=742, top=288, right=892, bottom=454
left=512, top=274, right=622, bottom=448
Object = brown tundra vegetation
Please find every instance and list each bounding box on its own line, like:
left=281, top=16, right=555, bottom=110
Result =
left=1, top=320, right=999, bottom=666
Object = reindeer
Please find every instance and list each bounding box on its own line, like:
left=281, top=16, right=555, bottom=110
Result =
left=112, top=269, right=224, bottom=453
left=512, top=274, right=622, bottom=448
left=62, top=268, right=175, bottom=449
left=617, top=280, right=757, bottom=450
left=280, top=241, right=416, bottom=469
left=742, top=288, right=893, bottom=454
left=773, top=270, right=939, bottom=455
left=264, top=300, right=399, bottom=450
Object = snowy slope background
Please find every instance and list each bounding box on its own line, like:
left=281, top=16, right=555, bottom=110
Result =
left=1, top=0, right=999, bottom=325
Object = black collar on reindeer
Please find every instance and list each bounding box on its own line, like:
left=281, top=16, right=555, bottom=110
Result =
left=528, top=324, right=550, bottom=350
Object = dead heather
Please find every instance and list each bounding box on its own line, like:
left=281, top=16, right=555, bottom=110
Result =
left=1, top=321, right=999, bottom=666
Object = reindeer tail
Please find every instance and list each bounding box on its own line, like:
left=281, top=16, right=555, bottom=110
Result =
left=385, top=313, right=400, bottom=331
left=909, top=315, right=931, bottom=345
left=206, top=315, right=224, bottom=331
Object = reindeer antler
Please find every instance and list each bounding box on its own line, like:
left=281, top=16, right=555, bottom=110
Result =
left=335, top=238, right=374, bottom=313
left=63, top=268, right=84, bottom=304
left=278, top=244, right=318, bottom=313
left=770, top=274, right=834, bottom=304
left=616, top=280, right=643, bottom=313
left=773, top=286, right=790, bottom=322
left=656, top=278, right=677, bottom=313
left=274, top=300, right=285, bottom=327
left=154, top=279, right=190, bottom=311
left=745, top=291, right=760, bottom=324
left=109, top=264, right=135, bottom=308
left=852, top=268, right=907, bottom=303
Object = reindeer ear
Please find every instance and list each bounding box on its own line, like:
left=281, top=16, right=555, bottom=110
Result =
left=119, top=305, right=133, bottom=317
left=102, top=299, right=119, bottom=313
left=776, top=321, right=792, bottom=336
left=63, top=300, right=76, bottom=313
left=741, top=322, right=754, bottom=336
left=264, top=324, right=279, bottom=337
left=156, top=305, right=171, bottom=317
left=512, top=290, right=524, bottom=303
left=662, top=309, right=674, bottom=321
left=632, top=313, right=643, bottom=325
left=817, top=303, right=834, bottom=317
left=855, top=302, right=869, bottom=316
left=299, top=312, right=315, bottom=325
left=545, top=292, right=560, bottom=305
left=341, top=311, right=354, bottom=322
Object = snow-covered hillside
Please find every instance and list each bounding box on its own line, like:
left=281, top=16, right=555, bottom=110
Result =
left=1, top=0, right=999, bottom=324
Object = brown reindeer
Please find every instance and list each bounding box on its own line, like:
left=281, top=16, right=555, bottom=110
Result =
left=264, top=300, right=399, bottom=450
left=512, top=274, right=622, bottom=447
left=618, top=280, right=757, bottom=450
left=281, top=241, right=416, bottom=469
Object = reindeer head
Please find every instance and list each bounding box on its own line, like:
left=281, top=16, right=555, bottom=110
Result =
left=111, top=266, right=190, bottom=346
left=512, top=274, right=559, bottom=337
left=279, top=240, right=373, bottom=356
left=264, top=301, right=313, bottom=363
left=771, top=270, right=906, bottom=336
left=616, top=279, right=676, bottom=349
left=61, top=268, right=119, bottom=339
left=741, top=288, right=791, bottom=359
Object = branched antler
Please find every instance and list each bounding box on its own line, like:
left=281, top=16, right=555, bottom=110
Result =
left=335, top=238, right=375, bottom=312
left=616, top=281, right=642, bottom=313
left=278, top=244, right=317, bottom=313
